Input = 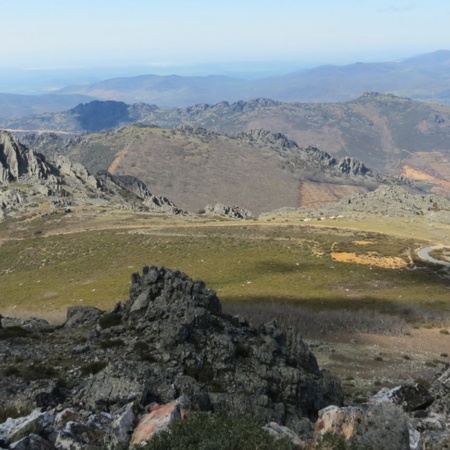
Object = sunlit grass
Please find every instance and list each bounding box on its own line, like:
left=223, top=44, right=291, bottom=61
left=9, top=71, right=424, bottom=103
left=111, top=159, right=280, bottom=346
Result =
left=1, top=210, right=449, bottom=322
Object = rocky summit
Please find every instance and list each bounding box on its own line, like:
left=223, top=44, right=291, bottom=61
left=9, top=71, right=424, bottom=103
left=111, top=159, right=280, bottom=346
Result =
left=0, top=266, right=343, bottom=449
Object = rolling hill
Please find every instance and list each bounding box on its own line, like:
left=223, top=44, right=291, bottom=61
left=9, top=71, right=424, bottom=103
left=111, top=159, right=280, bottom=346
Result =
left=21, top=124, right=408, bottom=214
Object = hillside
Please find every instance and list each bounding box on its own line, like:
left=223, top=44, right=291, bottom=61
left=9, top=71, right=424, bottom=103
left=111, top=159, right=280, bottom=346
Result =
left=23, top=125, right=407, bottom=214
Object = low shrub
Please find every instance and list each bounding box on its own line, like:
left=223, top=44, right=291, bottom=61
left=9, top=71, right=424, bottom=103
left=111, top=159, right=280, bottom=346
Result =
left=0, top=405, right=32, bottom=423
left=80, top=360, right=108, bottom=375
left=21, top=363, right=59, bottom=381
left=142, top=412, right=299, bottom=450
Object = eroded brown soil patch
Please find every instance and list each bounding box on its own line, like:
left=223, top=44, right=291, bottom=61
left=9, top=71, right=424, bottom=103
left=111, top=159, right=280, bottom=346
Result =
left=331, top=252, right=408, bottom=269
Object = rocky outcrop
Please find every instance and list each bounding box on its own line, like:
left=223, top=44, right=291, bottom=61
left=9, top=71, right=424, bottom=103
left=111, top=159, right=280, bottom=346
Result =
left=332, top=185, right=450, bottom=218
left=0, top=266, right=343, bottom=448
left=0, top=131, right=57, bottom=185
left=203, top=203, right=253, bottom=219
left=96, top=170, right=185, bottom=215
left=1, top=267, right=449, bottom=449
left=236, top=129, right=394, bottom=184
left=315, top=376, right=450, bottom=450
left=52, top=155, right=100, bottom=190
left=0, top=132, right=184, bottom=219
left=336, top=156, right=369, bottom=176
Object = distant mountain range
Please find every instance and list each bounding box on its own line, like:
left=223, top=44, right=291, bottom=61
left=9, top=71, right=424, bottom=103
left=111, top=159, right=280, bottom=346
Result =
left=2, top=50, right=450, bottom=118
left=44, top=50, right=450, bottom=107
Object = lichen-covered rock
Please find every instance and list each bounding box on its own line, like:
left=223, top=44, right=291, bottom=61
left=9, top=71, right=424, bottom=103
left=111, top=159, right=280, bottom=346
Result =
left=130, top=396, right=190, bottom=447
left=371, top=384, right=435, bottom=412
left=315, top=404, right=410, bottom=450
left=9, top=433, right=54, bottom=450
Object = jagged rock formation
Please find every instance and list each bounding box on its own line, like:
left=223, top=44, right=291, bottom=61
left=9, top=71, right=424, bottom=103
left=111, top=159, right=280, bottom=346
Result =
left=203, top=203, right=253, bottom=219
left=0, top=267, right=343, bottom=448
left=0, top=132, right=57, bottom=185
left=236, top=129, right=386, bottom=181
left=96, top=171, right=184, bottom=214
left=0, top=131, right=184, bottom=219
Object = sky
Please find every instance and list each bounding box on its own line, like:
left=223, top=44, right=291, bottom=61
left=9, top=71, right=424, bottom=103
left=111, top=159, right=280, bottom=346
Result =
left=1, top=0, right=450, bottom=71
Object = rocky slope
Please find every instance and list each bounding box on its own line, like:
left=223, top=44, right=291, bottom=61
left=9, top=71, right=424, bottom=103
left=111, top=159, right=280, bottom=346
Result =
left=0, top=267, right=449, bottom=449
left=0, top=131, right=183, bottom=220
left=0, top=266, right=343, bottom=448
left=318, top=185, right=450, bottom=222
left=20, top=124, right=410, bottom=214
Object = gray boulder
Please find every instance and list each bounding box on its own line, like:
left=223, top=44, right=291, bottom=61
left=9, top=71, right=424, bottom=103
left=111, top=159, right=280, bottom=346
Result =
left=203, top=203, right=253, bottom=219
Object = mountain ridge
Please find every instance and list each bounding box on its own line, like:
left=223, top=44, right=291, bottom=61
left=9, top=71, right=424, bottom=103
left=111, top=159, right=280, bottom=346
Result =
left=2, top=50, right=450, bottom=119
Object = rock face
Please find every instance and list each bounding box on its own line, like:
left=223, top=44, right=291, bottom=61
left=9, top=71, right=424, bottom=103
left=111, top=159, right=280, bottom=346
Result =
left=0, top=131, right=57, bottom=185
left=0, top=267, right=343, bottom=448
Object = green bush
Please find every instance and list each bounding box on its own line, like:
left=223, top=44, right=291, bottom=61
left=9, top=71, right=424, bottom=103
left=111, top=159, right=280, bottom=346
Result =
left=141, top=412, right=300, bottom=450
left=316, top=432, right=374, bottom=450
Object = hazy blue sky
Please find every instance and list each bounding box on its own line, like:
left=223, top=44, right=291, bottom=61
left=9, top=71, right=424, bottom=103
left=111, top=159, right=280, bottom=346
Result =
left=2, top=0, right=450, bottom=70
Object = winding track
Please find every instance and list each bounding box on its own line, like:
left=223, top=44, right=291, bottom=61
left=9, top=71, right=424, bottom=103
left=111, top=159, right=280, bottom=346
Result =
left=417, top=245, right=450, bottom=267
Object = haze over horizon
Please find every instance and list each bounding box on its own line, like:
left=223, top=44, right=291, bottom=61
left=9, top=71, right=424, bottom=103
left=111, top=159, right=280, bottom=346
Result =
left=2, top=0, right=450, bottom=69
left=1, top=0, right=450, bottom=96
